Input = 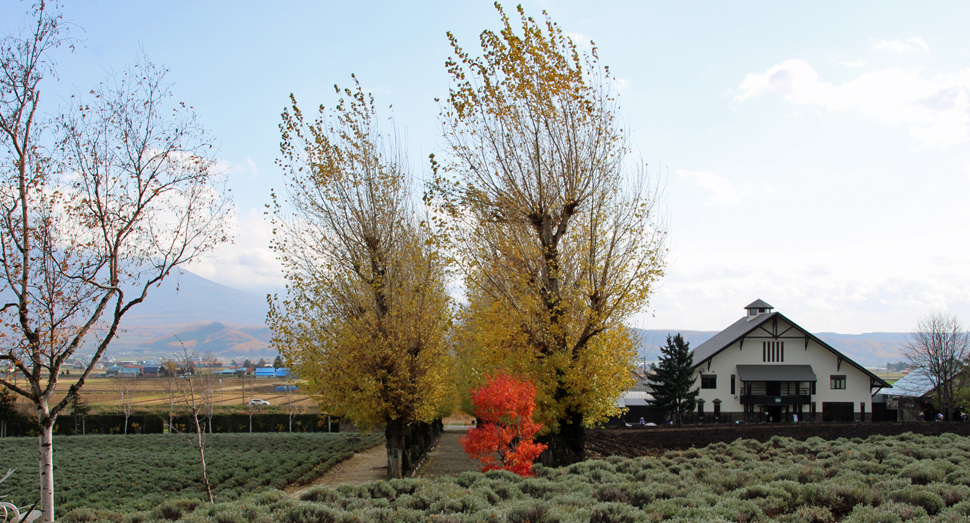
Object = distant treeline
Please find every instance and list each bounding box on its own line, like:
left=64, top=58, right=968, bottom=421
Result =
left=1, top=412, right=340, bottom=437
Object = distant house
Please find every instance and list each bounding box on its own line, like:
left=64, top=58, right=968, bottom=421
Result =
left=884, top=368, right=936, bottom=422
left=142, top=365, right=161, bottom=378
left=691, top=300, right=891, bottom=423
left=118, top=367, right=141, bottom=378
left=602, top=371, right=662, bottom=427
left=254, top=368, right=276, bottom=378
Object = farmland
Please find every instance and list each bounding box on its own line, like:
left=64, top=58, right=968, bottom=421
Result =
left=3, top=430, right=970, bottom=521
left=2, top=375, right=319, bottom=413
left=0, top=432, right=382, bottom=515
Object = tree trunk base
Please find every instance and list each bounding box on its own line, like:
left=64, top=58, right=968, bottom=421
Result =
left=537, top=409, right=585, bottom=467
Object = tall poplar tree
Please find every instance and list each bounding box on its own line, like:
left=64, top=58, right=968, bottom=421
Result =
left=647, top=334, right=698, bottom=424
left=430, top=4, right=667, bottom=466
left=270, top=79, right=454, bottom=479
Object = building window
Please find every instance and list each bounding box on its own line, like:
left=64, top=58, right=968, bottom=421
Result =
left=701, top=375, right=717, bottom=389
left=762, top=341, right=785, bottom=362
left=830, top=375, right=846, bottom=390
left=730, top=374, right=736, bottom=395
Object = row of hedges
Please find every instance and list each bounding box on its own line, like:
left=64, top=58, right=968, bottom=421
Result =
left=0, top=412, right=340, bottom=437
left=402, top=420, right=443, bottom=476
left=58, top=432, right=970, bottom=523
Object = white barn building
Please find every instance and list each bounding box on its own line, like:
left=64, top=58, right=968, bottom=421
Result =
left=690, top=300, right=891, bottom=423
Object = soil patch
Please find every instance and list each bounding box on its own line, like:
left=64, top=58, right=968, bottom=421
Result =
left=586, top=422, right=970, bottom=459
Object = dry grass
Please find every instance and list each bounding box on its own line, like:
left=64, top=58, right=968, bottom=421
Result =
left=3, top=375, right=319, bottom=412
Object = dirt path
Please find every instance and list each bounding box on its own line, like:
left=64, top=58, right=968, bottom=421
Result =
left=412, top=425, right=479, bottom=479
left=288, top=443, right=387, bottom=498
left=288, top=426, right=479, bottom=498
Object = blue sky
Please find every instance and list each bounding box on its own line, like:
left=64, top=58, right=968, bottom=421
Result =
left=4, top=1, right=970, bottom=334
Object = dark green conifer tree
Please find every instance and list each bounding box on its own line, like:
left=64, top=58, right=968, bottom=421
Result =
left=647, top=333, right=699, bottom=424
left=0, top=387, right=16, bottom=437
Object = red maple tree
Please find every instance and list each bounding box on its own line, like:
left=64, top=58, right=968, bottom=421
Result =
left=460, top=374, right=548, bottom=476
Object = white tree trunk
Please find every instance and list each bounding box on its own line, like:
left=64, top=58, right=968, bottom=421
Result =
left=38, top=410, right=55, bottom=522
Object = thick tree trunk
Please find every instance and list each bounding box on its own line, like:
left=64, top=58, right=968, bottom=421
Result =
left=537, top=408, right=586, bottom=467
left=385, top=419, right=407, bottom=479
left=38, top=409, right=55, bottom=522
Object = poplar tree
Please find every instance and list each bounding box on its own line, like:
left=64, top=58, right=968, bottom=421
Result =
left=270, top=79, right=454, bottom=479
left=648, top=334, right=698, bottom=424
left=430, top=4, right=666, bottom=465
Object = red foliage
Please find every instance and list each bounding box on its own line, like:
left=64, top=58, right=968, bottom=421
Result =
left=460, top=374, right=548, bottom=476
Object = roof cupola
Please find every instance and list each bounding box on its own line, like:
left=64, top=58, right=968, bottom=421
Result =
left=744, top=299, right=773, bottom=320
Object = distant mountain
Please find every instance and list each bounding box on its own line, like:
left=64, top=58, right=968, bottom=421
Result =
left=132, top=322, right=275, bottom=359
left=87, top=269, right=276, bottom=360
left=118, top=269, right=268, bottom=327
left=632, top=328, right=907, bottom=367
left=96, top=270, right=911, bottom=366
left=814, top=332, right=909, bottom=367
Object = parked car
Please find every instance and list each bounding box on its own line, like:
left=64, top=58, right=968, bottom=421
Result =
left=249, top=399, right=270, bottom=406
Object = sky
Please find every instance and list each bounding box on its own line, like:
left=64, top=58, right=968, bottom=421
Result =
left=3, top=1, right=970, bottom=335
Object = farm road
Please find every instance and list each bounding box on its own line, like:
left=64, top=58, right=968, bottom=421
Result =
left=412, top=425, right=479, bottom=479
left=288, top=442, right=388, bottom=497
left=289, top=425, right=479, bottom=497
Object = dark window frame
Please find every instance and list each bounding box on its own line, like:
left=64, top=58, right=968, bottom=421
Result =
left=830, top=375, right=846, bottom=390
left=701, top=374, right=717, bottom=389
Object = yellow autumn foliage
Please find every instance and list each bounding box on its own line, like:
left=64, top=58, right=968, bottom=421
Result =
left=269, top=79, right=454, bottom=433
left=431, top=4, right=666, bottom=445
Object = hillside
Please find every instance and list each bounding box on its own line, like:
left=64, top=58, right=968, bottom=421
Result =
left=92, top=269, right=275, bottom=360
left=118, top=269, right=268, bottom=327
left=94, top=270, right=910, bottom=365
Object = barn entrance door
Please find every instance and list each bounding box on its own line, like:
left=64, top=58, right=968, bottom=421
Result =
left=765, top=405, right=784, bottom=422
left=822, top=402, right=854, bottom=422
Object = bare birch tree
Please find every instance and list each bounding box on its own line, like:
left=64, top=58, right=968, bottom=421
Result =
left=269, top=78, right=454, bottom=479
left=0, top=5, right=232, bottom=519
left=429, top=5, right=666, bottom=466
left=905, top=312, right=970, bottom=421
left=170, top=346, right=215, bottom=504
left=118, top=374, right=138, bottom=434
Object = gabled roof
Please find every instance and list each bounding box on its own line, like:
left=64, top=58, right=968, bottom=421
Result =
left=886, top=368, right=935, bottom=398
left=745, top=299, right=773, bottom=310
left=692, top=312, right=777, bottom=364
left=691, top=310, right=891, bottom=389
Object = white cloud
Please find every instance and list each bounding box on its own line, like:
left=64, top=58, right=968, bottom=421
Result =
left=188, top=209, right=284, bottom=296
left=677, top=169, right=740, bottom=205
left=875, top=37, right=930, bottom=53
left=736, top=59, right=970, bottom=148
left=840, top=58, right=869, bottom=68
left=215, top=156, right=259, bottom=179
left=612, top=77, right=630, bottom=92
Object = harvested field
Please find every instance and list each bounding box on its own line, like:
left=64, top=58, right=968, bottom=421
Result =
left=4, top=376, right=318, bottom=412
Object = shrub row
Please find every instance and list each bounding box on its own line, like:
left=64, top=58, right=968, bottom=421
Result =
left=1, top=412, right=339, bottom=437
left=52, top=431, right=970, bottom=522
left=0, top=432, right=383, bottom=514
